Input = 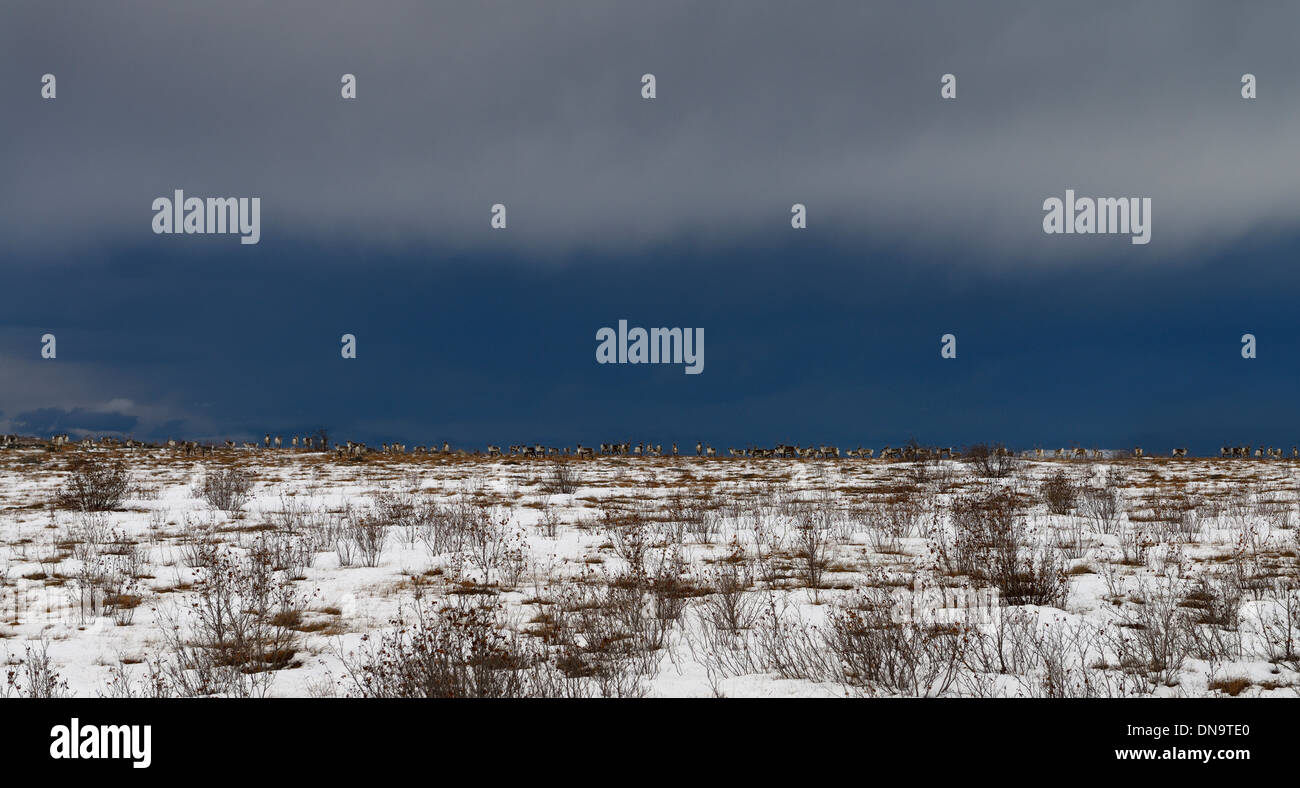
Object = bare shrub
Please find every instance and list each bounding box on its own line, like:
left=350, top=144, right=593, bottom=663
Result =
left=1113, top=517, right=1156, bottom=566
left=1108, top=578, right=1195, bottom=687
left=647, top=548, right=692, bottom=626
left=180, top=516, right=223, bottom=569
left=341, top=597, right=541, bottom=698
left=421, top=501, right=477, bottom=556
left=100, top=657, right=172, bottom=699
left=338, top=507, right=389, bottom=568
left=793, top=502, right=836, bottom=590
left=604, top=508, right=653, bottom=575
left=939, top=491, right=1066, bottom=608
left=1253, top=580, right=1300, bottom=673
left=269, top=494, right=337, bottom=559
left=539, top=503, right=562, bottom=539
left=56, top=458, right=130, bottom=511
left=2, top=639, right=70, bottom=698
left=1080, top=481, right=1124, bottom=535
left=548, top=574, right=671, bottom=697
left=1018, top=615, right=1141, bottom=698
left=666, top=490, right=719, bottom=544
left=497, top=530, right=532, bottom=589
left=154, top=546, right=301, bottom=697
left=463, top=506, right=509, bottom=584
left=857, top=498, right=925, bottom=555
left=963, top=443, right=1019, bottom=479
left=746, top=508, right=787, bottom=583
left=1040, top=469, right=1079, bottom=515
left=825, top=590, right=966, bottom=697
left=903, top=441, right=943, bottom=486
left=1183, top=571, right=1244, bottom=664
left=69, top=511, right=112, bottom=562
left=960, top=607, right=1039, bottom=694
left=965, top=609, right=1142, bottom=698
left=258, top=530, right=314, bottom=580
left=545, top=459, right=581, bottom=495
left=1148, top=485, right=1201, bottom=542
left=195, top=466, right=254, bottom=513
left=70, top=536, right=146, bottom=627
left=699, top=554, right=760, bottom=633
left=1051, top=509, right=1089, bottom=560
left=370, top=491, right=417, bottom=540
left=751, top=594, right=837, bottom=683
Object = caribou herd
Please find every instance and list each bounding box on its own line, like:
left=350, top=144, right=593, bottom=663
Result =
left=2, top=431, right=1299, bottom=462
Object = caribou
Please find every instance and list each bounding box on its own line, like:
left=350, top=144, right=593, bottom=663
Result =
left=59, top=431, right=1300, bottom=467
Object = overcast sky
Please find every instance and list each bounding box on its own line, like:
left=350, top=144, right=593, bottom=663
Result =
left=4, top=1, right=1299, bottom=260
left=2, top=2, right=1299, bottom=451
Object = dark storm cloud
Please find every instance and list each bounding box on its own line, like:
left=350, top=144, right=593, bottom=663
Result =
left=6, top=236, right=1300, bottom=453
left=2, top=0, right=1298, bottom=263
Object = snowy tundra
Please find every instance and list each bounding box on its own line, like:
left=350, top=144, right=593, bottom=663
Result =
left=1, top=447, right=1298, bottom=698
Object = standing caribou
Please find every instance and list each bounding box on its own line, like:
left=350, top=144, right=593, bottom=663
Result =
left=50, top=430, right=1300, bottom=466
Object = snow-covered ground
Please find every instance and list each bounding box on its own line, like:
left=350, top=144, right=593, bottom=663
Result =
left=2, top=448, right=1298, bottom=698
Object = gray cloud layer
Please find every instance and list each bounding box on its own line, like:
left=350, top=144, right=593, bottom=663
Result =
left=2, top=0, right=1298, bottom=262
